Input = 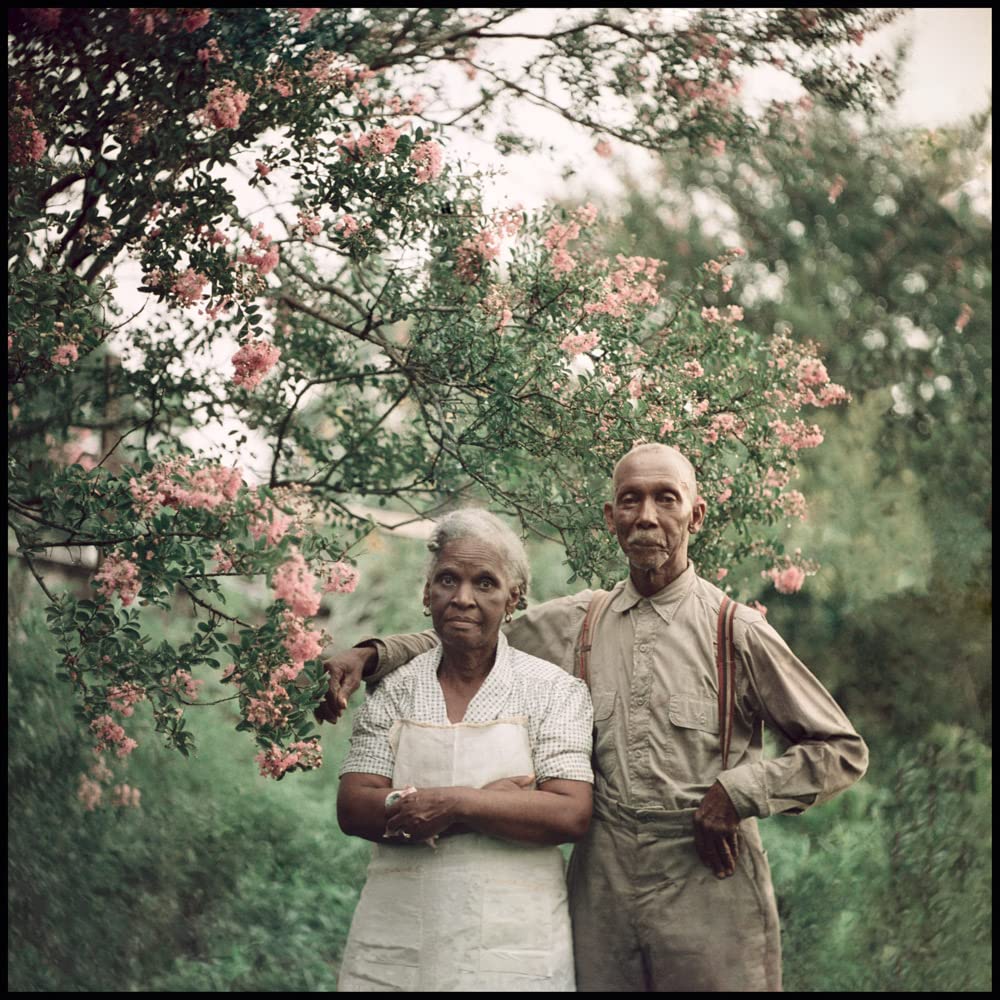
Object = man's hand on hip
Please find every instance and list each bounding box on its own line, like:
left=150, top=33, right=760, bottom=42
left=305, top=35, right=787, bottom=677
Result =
left=314, top=645, right=377, bottom=724
left=693, top=780, right=742, bottom=879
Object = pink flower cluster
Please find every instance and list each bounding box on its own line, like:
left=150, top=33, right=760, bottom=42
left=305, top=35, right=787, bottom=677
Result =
left=94, top=552, right=141, bottom=607
left=770, top=419, right=824, bottom=451
left=129, top=457, right=243, bottom=517
left=111, top=784, right=142, bottom=808
left=559, top=330, right=601, bottom=358
left=107, top=682, right=147, bottom=717
left=78, top=775, right=103, bottom=811
left=410, top=140, right=444, bottom=184
left=764, top=564, right=806, bottom=595
left=245, top=677, right=295, bottom=727
left=248, top=497, right=294, bottom=546
left=584, top=256, right=661, bottom=318
left=232, top=337, right=281, bottom=390
left=703, top=412, right=745, bottom=445
left=776, top=489, right=808, bottom=520
left=479, top=286, right=513, bottom=333
left=455, top=229, right=502, bottom=283
left=594, top=138, right=613, bottom=158
left=827, top=174, right=846, bottom=204
left=197, top=38, right=224, bottom=64
left=282, top=610, right=324, bottom=665
left=322, top=561, right=360, bottom=594
left=196, top=81, right=249, bottom=131
left=255, top=739, right=323, bottom=779
left=683, top=360, right=704, bottom=379
left=238, top=223, right=280, bottom=276
left=955, top=303, right=973, bottom=332
left=9, top=107, right=46, bottom=165
left=90, top=714, right=139, bottom=758
left=172, top=268, right=210, bottom=307
left=544, top=219, right=582, bottom=275
left=337, top=125, right=401, bottom=161
left=335, top=214, right=360, bottom=238
left=292, top=8, right=322, bottom=30
left=168, top=669, right=204, bottom=701
left=297, top=212, right=323, bottom=241
left=272, top=548, right=321, bottom=617
left=51, top=343, right=79, bottom=366
left=701, top=304, right=744, bottom=325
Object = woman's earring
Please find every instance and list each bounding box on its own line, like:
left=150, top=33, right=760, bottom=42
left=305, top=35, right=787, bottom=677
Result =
left=423, top=606, right=432, bottom=617
left=504, top=611, right=513, bottom=623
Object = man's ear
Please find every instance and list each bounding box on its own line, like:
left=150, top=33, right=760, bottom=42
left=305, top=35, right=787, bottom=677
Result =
left=507, top=585, right=521, bottom=615
left=603, top=501, right=616, bottom=534
left=689, top=494, right=707, bottom=534
left=422, top=581, right=430, bottom=608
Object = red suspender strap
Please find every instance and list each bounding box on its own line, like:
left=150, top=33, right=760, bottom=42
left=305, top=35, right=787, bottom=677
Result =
left=716, top=595, right=738, bottom=770
left=576, top=589, right=612, bottom=688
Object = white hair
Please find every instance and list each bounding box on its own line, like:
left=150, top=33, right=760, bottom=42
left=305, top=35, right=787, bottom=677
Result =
left=426, top=508, right=530, bottom=609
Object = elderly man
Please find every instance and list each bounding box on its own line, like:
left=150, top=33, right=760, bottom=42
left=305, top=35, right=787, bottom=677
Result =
left=320, top=443, right=868, bottom=992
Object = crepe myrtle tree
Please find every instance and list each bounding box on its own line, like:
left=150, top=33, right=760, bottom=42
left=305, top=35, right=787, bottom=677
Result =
left=8, top=7, right=897, bottom=798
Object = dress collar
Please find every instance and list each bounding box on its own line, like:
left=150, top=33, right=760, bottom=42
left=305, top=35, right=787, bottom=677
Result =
left=434, top=630, right=514, bottom=723
left=608, top=562, right=697, bottom=625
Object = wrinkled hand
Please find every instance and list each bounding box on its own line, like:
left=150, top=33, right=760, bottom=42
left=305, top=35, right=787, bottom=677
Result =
left=481, top=774, right=536, bottom=793
left=385, top=786, right=462, bottom=842
left=313, top=646, right=375, bottom=724
left=693, top=781, right=741, bottom=879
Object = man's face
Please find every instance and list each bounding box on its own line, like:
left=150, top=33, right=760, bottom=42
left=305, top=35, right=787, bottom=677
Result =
left=603, top=450, right=706, bottom=579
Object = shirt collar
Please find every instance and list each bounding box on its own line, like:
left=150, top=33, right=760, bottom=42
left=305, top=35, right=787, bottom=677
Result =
left=608, top=562, right=697, bottom=625
left=453, top=630, right=514, bottom=721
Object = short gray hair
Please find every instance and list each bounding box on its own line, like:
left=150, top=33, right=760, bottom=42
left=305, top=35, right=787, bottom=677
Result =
left=426, top=508, right=530, bottom=609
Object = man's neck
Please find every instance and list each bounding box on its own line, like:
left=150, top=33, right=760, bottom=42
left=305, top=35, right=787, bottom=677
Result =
left=628, top=559, right=690, bottom=597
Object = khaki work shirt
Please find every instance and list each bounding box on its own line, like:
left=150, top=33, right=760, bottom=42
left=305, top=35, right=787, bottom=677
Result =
left=369, top=563, right=868, bottom=819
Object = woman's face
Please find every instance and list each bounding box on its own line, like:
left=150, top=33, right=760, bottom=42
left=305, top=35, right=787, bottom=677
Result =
left=423, top=538, right=519, bottom=653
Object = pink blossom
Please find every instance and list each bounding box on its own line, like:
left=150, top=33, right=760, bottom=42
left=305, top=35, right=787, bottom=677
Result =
left=716, top=487, right=732, bottom=503
left=410, top=140, right=444, bottom=183
left=78, top=775, right=103, bottom=811
left=796, top=357, right=829, bottom=387
left=111, top=784, right=142, bottom=808
left=197, top=38, right=224, bottom=64
left=9, top=107, right=46, bottom=165
left=559, top=330, right=600, bottom=358
left=659, top=417, right=676, bottom=435
left=196, top=81, right=249, bottom=131
left=248, top=498, right=293, bottom=546
left=255, top=739, right=323, bottom=779
left=770, top=419, right=824, bottom=450
left=628, top=374, right=644, bottom=399
left=721, top=274, right=734, bottom=293
left=371, top=125, right=401, bottom=155
left=108, top=682, right=147, bottom=718
left=212, top=544, right=234, bottom=573
left=777, top=489, right=808, bottom=520
left=765, top=565, right=806, bottom=594
left=282, top=611, right=324, bottom=665
left=827, top=174, right=846, bottom=204
left=705, top=137, right=727, bottom=157
left=455, top=229, right=502, bottom=283
left=814, top=383, right=850, bottom=407
left=245, top=677, right=294, bottom=728
left=550, top=249, right=576, bottom=274
left=129, top=457, right=243, bottom=517
left=683, top=360, right=704, bottom=379
left=726, top=305, right=744, bottom=323
left=272, top=548, right=321, bottom=617
left=51, top=343, right=79, bottom=366
left=90, top=714, right=138, bottom=757
left=255, top=159, right=271, bottom=176
left=232, top=338, right=281, bottom=391
left=94, top=552, right=141, bottom=607
left=323, top=561, right=360, bottom=594
left=335, top=214, right=360, bottom=238
left=292, top=8, right=322, bottom=30
left=168, top=669, right=204, bottom=701
left=297, top=211, right=323, bottom=240
left=171, top=268, right=209, bottom=307
left=955, top=303, right=973, bottom=332
left=594, top=138, right=613, bottom=158
left=237, top=225, right=280, bottom=275
left=716, top=568, right=728, bottom=581
left=182, top=10, right=211, bottom=32
left=575, top=202, right=599, bottom=227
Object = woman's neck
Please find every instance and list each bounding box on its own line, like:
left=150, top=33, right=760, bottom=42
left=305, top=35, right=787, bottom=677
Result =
left=438, top=642, right=498, bottom=687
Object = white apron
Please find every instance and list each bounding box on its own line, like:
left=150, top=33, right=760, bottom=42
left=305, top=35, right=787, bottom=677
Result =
left=337, top=717, right=576, bottom=992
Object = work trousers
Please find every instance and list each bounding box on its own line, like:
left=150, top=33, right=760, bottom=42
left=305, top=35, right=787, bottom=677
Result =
left=568, top=798, right=782, bottom=992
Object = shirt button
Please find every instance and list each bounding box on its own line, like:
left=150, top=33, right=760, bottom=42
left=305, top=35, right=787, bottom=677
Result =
left=639, top=644, right=649, bottom=653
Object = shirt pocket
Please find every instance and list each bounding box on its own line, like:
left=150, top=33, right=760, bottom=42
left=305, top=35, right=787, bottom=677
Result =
left=590, top=690, right=619, bottom=782
left=667, top=694, right=721, bottom=782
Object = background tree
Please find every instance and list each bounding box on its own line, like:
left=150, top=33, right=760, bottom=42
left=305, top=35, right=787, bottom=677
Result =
left=8, top=7, right=898, bottom=785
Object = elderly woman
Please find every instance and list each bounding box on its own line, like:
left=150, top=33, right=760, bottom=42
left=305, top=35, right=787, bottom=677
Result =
left=336, top=509, right=593, bottom=992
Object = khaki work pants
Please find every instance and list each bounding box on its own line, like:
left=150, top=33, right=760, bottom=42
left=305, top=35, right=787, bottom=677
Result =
left=568, top=799, right=782, bottom=992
